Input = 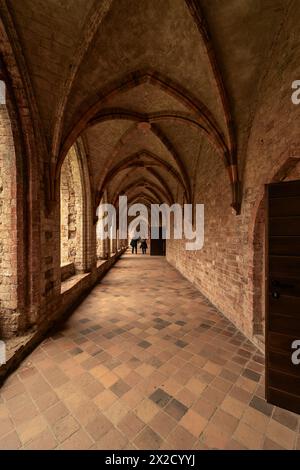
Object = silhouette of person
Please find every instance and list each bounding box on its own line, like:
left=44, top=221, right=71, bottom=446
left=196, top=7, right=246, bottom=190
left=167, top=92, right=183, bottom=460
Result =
left=130, top=237, right=138, bottom=254
left=140, top=239, right=148, bottom=254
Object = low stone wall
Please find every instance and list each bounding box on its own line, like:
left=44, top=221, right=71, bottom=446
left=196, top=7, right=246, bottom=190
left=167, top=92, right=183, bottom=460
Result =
left=60, top=262, right=75, bottom=282
left=0, top=248, right=126, bottom=385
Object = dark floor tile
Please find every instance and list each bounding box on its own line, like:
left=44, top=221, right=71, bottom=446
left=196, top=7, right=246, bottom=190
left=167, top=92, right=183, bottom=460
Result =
left=272, top=407, right=298, bottom=431
left=250, top=396, right=273, bottom=417
left=149, top=388, right=172, bottom=408
left=73, top=337, right=88, bottom=345
left=110, top=380, right=131, bottom=398
left=138, top=341, right=151, bottom=349
left=146, top=357, right=163, bottom=368
left=113, top=328, right=125, bottom=335
left=91, top=349, right=104, bottom=357
left=219, top=369, right=238, bottom=383
left=242, top=368, right=261, bottom=382
left=91, top=325, right=102, bottom=331
left=165, top=399, right=188, bottom=421
left=69, top=347, right=83, bottom=356
left=105, top=358, right=122, bottom=370
left=134, top=426, right=162, bottom=450
left=80, top=329, right=93, bottom=335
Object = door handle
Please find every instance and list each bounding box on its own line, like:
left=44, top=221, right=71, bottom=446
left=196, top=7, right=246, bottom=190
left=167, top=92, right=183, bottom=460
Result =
left=271, top=291, right=280, bottom=300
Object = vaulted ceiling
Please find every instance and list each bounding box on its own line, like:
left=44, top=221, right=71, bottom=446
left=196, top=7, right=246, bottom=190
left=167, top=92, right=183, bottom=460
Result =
left=1, top=0, right=289, bottom=212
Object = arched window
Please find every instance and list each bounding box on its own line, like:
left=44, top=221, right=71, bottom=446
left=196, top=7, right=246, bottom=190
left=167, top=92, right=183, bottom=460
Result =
left=60, top=146, right=84, bottom=277
left=96, top=198, right=107, bottom=260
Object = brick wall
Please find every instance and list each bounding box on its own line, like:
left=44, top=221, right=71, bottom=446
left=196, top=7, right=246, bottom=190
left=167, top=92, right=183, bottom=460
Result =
left=0, top=104, right=18, bottom=337
left=167, top=8, right=300, bottom=342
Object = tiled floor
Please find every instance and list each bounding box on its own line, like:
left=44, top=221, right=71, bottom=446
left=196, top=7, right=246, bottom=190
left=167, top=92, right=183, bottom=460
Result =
left=0, top=252, right=299, bottom=450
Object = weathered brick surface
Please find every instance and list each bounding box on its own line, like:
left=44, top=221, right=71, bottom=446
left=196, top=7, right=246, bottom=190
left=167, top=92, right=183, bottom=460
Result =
left=167, top=9, right=300, bottom=341
left=0, top=0, right=300, bottom=356
left=60, top=147, right=83, bottom=270
left=0, top=105, right=18, bottom=336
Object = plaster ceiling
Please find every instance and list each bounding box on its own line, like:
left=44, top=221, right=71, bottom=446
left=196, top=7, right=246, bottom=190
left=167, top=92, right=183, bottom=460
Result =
left=3, top=0, right=290, bottom=209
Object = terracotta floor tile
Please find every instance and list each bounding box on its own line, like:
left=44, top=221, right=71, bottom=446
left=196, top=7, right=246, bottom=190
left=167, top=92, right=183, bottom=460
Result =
left=266, top=419, right=296, bottom=449
left=225, top=439, right=247, bottom=450
left=233, top=422, right=264, bottom=449
left=99, top=371, right=119, bottom=388
left=180, top=409, right=208, bottom=437
left=201, top=386, right=226, bottom=406
left=58, top=429, right=93, bottom=450
left=192, top=397, right=216, bottom=420
left=149, top=410, right=177, bottom=439
left=94, top=389, right=118, bottom=410
left=17, top=415, right=49, bottom=446
left=34, top=390, right=59, bottom=411
left=90, top=364, right=109, bottom=380
left=166, top=425, right=197, bottom=450
left=1, top=253, right=299, bottom=450
left=44, top=401, right=69, bottom=426
left=10, top=401, right=39, bottom=427
left=272, top=407, right=299, bottom=431
left=118, top=411, right=145, bottom=439
left=52, top=415, right=80, bottom=443
left=160, top=378, right=182, bottom=396
left=23, top=429, right=57, bottom=450
left=186, top=377, right=207, bottom=395
left=135, top=399, right=160, bottom=423
left=85, top=413, right=113, bottom=441
left=97, top=427, right=128, bottom=449
left=175, top=388, right=197, bottom=408
left=220, top=395, right=247, bottom=419
left=211, top=377, right=232, bottom=393
left=241, top=407, right=270, bottom=433
left=0, top=431, right=21, bottom=450
left=210, top=409, right=239, bottom=434
left=200, top=423, right=231, bottom=449
left=104, top=400, right=131, bottom=425
left=263, top=437, right=285, bottom=450
left=134, top=426, right=162, bottom=450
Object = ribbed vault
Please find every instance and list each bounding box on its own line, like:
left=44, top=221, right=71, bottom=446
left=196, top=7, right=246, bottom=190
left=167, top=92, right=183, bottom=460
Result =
left=0, top=0, right=289, bottom=214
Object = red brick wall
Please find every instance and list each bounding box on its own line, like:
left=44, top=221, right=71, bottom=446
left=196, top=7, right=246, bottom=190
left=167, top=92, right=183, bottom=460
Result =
left=167, top=10, right=300, bottom=342
left=0, top=104, right=18, bottom=337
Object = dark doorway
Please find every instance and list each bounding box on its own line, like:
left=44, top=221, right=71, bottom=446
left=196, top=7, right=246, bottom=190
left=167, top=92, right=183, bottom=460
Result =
left=266, top=180, right=300, bottom=414
left=150, top=226, right=166, bottom=256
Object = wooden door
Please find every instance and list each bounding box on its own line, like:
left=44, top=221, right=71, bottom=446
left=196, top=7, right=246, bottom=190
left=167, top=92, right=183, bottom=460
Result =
left=150, top=227, right=166, bottom=256
left=266, top=180, right=300, bottom=413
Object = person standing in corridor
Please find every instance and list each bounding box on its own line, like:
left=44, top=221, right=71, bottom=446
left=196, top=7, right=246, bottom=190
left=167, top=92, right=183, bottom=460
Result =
left=130, top=237, right=138, bottom=254
left=140, top=239, right=148, bottom=255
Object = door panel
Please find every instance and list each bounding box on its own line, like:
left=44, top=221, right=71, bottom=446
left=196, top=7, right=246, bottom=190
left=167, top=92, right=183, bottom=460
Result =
left=269, top=332, right=297, bottom=352
left=269, top=276, right=300, bottom=297
left=268, top=389, right=300, bottom=414
left=266, top=180, right=300, bottom=414
left=269, top=217, right=300, bottom=236
left=269, top=255, right=300, bottom=277
left=269, top=237, right=300, bottom=256
left=269, top=314, right=300, bottom=336
left=269, top=350, right=300, bottom=376
left=269, top=196, right=300, bottom=217
left=150, top=227, right=166, bottom=256
left=269, top=295, right=300, bottom=317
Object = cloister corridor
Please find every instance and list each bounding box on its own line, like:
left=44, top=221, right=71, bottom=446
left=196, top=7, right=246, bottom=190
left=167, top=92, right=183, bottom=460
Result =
left=0, top=252, right=299, bottom=450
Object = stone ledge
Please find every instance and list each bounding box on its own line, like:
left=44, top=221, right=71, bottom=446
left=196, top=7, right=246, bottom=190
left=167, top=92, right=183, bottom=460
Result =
left=0, top=247, right=127, bottom=386
left=60, top=262, right=75, bottom=282
left=61, top=272, right=89, bottom=294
